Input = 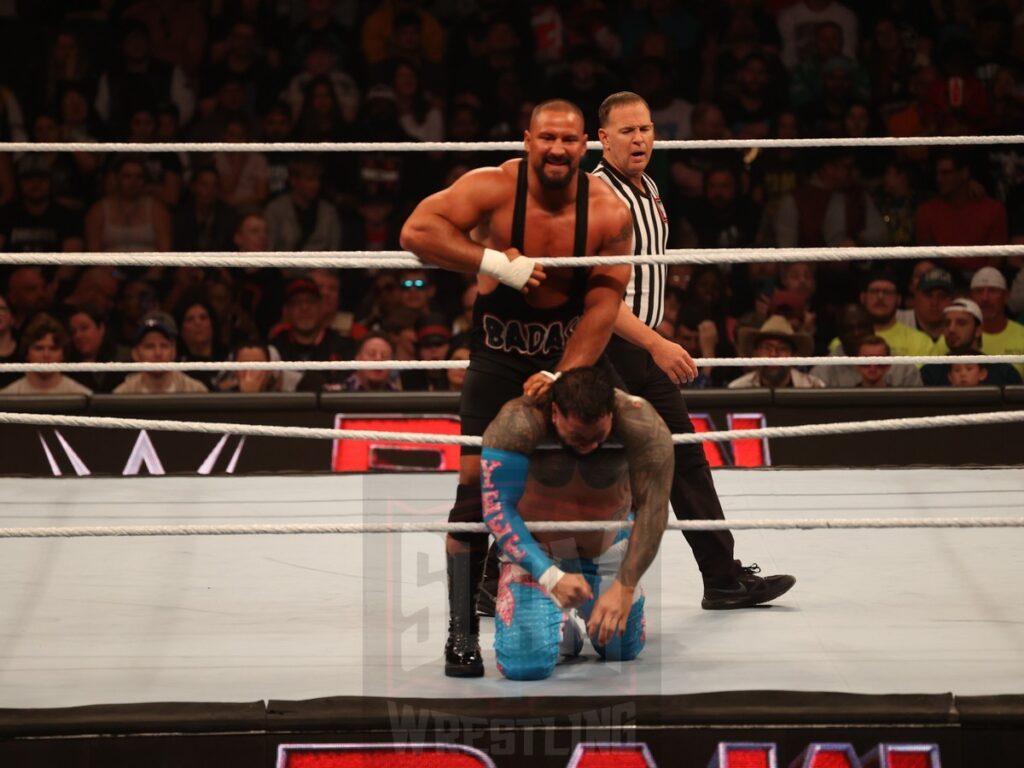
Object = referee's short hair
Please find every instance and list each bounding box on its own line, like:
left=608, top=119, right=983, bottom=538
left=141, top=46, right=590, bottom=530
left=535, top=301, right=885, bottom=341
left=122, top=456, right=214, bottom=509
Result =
left=598, top=91, right=650, bottom=127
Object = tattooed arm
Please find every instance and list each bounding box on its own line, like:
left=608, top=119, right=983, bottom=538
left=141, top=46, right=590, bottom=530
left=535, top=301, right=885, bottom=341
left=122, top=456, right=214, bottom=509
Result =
left=587, top=391, right=673, bottom=645
left=481, top=397, right=593, bottom=608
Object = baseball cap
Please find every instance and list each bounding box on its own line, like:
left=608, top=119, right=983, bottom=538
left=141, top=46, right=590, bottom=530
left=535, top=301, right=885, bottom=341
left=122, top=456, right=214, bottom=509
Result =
left=917, top=267, right=954, bottom=294
left=134, top=310, right=178, bottom=344
left=970, top=267, right=1007, bottom=291
left=943, top=298, right=983, bottom=323
left=415, top=312, right=452, bottom=347
left=285, top=277, right=321, bottom=301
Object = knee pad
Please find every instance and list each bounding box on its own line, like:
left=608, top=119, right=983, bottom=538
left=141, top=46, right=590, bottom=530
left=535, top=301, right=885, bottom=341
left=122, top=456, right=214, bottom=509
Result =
left=593, top=596, right=646, bottom=662
left=448, top=483, right=486, bottom=546
left=494, top=568, right=562, bottom=680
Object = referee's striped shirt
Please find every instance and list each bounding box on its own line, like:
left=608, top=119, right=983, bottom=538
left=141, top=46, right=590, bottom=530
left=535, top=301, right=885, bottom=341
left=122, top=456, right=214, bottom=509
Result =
left=592, top=160, right=669, bottom=329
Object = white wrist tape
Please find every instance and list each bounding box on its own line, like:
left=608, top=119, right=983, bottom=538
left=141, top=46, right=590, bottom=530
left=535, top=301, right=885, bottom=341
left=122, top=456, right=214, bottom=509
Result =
left=539, top=370, right=562, bottom=382
left=538, top=565, right=566, bottom=608
left=479, top=248, right=536, bottom=291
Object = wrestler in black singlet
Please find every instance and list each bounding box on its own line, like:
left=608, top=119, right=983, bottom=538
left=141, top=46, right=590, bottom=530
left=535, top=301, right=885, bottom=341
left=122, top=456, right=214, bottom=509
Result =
left=459, top=159, right=595, bottom=455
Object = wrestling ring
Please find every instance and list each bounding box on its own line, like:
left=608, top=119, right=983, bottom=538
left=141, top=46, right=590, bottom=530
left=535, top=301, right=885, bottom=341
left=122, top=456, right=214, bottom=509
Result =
left=0, top=133, right=1022, bottom=768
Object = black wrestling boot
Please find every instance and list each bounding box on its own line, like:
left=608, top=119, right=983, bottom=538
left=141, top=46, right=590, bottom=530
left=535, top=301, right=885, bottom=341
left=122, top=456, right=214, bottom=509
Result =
left=445, top=550, right=484, bottom=677
left=476, top=542, right=500, bottom=618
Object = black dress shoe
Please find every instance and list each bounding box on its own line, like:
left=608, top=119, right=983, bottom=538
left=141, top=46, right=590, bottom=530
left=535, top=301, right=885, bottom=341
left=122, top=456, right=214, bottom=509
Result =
left=702, top=563, right=796, bottom=610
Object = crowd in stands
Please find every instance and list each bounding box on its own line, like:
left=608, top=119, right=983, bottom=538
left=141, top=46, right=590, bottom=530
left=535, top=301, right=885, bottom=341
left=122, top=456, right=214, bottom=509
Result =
left=1, top=0, right=1024, bottom=396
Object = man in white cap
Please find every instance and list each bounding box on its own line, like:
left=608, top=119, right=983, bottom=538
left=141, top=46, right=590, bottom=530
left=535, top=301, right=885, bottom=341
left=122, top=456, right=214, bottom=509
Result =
left=729, top=315, right=826, bottom=389
left=923, top=297, right=1022, bottom=386
left=968, top=267, right=1024, bottom=377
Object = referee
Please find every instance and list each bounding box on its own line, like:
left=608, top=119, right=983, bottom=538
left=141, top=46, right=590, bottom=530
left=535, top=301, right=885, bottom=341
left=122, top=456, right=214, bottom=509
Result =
left=592, top=91, right=795, bottom=609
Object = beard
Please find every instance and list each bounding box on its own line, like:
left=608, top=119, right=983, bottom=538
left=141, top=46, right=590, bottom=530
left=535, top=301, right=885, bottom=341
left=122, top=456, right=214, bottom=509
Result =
left=535, top=157, right=576, bottom=189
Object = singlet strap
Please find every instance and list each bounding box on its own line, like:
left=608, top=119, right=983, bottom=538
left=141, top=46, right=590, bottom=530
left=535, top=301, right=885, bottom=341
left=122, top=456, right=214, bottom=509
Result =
left=573, top=171, right=589, bottom=255
left=511, top=159, right=528, bottom=252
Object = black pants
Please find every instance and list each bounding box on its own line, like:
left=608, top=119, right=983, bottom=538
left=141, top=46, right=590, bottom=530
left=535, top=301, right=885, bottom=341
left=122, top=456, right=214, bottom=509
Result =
left=604, top=335, right=738, bottom=587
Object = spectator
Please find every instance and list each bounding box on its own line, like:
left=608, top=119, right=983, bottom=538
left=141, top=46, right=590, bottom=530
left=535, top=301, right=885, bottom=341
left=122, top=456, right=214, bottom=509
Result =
left=269, top=277, right=355, bottom=392
left=0, top=313, right=91, bottom=396
left=445, top=333, right=471, bottom=392
left=200, top=19, right=279, bottom=117
left=670, top=102, right=733, bottom=201
left=0, top=294, right=19, bottom=388
left=260, top=101, right=293, bottom=197
left=873, top=157, right=920, bottom=246
left=777, top=0, right=858, bottom=70
left=853, top=335, right=893, bottom=388
left=920, top=39, right=993, bottom=136
left=916, top=152, right=1008, bottom=276
left=4, top=267, right=51, bottom=330
left=0, top=156, right=83, bottom=252
left=968, top=267, right=1024, bottom=377
left=125, top=105, right=183, bottom=207
left=392, top=58, right=444, bottom=142
left=730, top=315, right=825, bottom=389
left=66, top=304, right=129, bottom=393
left=396, top=268, right=437, bottom=319
left=175, top=297, right=228, bottom=390
left=293, top=73, right=353, bottom=142
left=674, top=304, right=720, bottom=388
left=452, top=281, right=476, bottom=336
left=123, top=0, right=207, bottom=79
left=812, top=303, right=922, bottom=387
left=232, top=212, right=284, bottom=337
left=356, top=270, right=403, bottom=329
left=948, top=362, right=989, bottom=387
left=342, top=331, right=402, bottom=393
left=283, top=42, right=359, bottom=127
left=310, top=267, right=358, bottom=340
left=682, top=165, right=761, bottom=249
left=542, top=45, right=615, bottom=136
left=214, top=119, right=269, bottom=211
left=84, top=156, right=172, bottom=253
left=774, top=149, right=887, bottom=248
left=922, top=298, right=1022, bottom=386
left=94, top=20, right=194, bottom=131
left=893, top=266, right=954, bottom=342
left=189, top=75, right=254, bottom=141
left=28, top=110, right=96, bottom=213
left=852, top=272, right=937, bottom=359
left=790, top=26, right=870, bottom=135
left=362, top=0, right=445, bottom=68
left=112, top=278, right=158, bottom=347
left=173, top=166, right=239, bottom=252
left=414, top=311, right=452, bottom=391
left=381, top=306, right=419, bottom=361
left=264, top=158, right=342, bottom=252
left=217, top=340, right=282, bottom=394
left=723, top=53, right=778, bottom=140
left=350, top=193, right=402, bottom=251
left=114, top=310, right=207, bottom=394
left=291, top=0, right=358, bottom=72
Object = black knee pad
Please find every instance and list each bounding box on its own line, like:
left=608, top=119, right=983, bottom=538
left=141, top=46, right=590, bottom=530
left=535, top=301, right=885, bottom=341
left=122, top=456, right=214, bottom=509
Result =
left=448, top=483, right=486, bottom=546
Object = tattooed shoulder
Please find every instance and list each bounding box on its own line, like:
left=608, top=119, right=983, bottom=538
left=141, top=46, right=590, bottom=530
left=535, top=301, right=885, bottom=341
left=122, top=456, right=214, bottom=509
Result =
left=482, top=397, right=549, bottom=454
left=613, top=391, right=671, bottom=450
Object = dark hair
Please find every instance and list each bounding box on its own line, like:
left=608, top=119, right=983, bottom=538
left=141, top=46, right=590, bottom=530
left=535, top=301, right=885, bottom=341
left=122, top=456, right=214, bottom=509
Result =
left=232, top=339, right=270, bottom=359
left=20, top=312, right=68, bottom=357
left=66, top=304, right=107, bottom=328
left=855, top=335, right=891, bottom=355
left=598, top=91, right=649, bottom=127
left=551, top=367, right=615, bottom=422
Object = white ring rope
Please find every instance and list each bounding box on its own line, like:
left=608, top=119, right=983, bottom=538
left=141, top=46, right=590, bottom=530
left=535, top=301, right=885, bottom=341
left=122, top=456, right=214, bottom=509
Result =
left=4, top=135, right=1023, bottom=153
left=2, top=244, right=1023, bottom=269
left=2, top=354, right=1023, bottom=375
left=1, top=409, right=1021, bottom=446
left=1, top=517, right=1022, bottom=540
